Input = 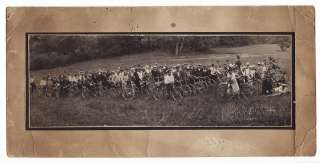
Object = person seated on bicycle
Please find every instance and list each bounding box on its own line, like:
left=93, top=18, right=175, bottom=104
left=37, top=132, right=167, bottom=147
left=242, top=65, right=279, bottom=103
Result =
left=202, top=66, right=210, bottom=78
left=121, top=71, right=129, bottom=88
left=179, top=67, right=188, bottom=85
left=208, top=64, right=217, bottom=82
left=151, top=66, right=160, bottom=82
left=59, top=74, right=71, bottom=97
left=173, top=66, right=181, bottom=86
left=111, top=71, right=120, bottom=88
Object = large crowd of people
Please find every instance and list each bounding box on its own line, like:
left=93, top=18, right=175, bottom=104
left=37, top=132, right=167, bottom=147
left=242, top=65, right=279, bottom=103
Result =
left=29, top=56, right=290, bottom=101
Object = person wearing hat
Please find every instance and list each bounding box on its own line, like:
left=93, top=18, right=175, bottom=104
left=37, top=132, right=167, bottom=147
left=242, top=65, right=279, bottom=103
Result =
left=235, top=55, right=242, bottom=70
left=151, top=66, right=161, bottom=82
left=209, top=64, right=218, bottom=80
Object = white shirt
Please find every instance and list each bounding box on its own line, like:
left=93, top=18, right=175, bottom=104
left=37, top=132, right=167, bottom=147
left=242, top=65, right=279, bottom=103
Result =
left=249, top=69, right=256, bottom=78
left=231, top=72, right=237, bottom=80
left=244, top=68, right=250, bottom=76
left=209, top=67, right=216, bottom=75
left=137, top=71, right=143, bottom=80
left=112, top=74, right=119, bottom=82
left=122, top=75, right=129, bottom=83
left=262, top=66, right=267, bottom=72
left=146, top=68, right=151, bottom=74
left=39, top=79, right=47, bottom=86
left=30, top=78, right=34, bottom=83
left=164, top=73, right=175, bottom=84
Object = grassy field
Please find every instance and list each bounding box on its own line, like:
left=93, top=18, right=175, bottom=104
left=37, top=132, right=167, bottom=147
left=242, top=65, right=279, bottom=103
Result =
left=29, top=44, right=293, bottom=127
left=30, top=88, right=291, bottom=127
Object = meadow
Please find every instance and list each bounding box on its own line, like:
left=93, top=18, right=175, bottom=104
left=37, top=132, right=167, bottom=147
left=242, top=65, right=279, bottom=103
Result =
left=29, top=44, right=293, bottom=128
left=30, top=88, right=291, bottom=127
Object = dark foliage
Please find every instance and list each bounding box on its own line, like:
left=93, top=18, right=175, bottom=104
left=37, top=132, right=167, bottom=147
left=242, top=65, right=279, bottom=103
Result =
left=29, top=35, right=291, bottom=70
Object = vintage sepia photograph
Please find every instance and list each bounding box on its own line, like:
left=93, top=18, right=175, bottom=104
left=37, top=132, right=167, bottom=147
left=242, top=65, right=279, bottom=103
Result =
left=27, top=33, right=294, bottom=129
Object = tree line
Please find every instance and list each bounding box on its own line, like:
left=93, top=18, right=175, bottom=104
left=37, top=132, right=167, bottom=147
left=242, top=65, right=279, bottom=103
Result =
left=29, top=35, right=290, bottom=70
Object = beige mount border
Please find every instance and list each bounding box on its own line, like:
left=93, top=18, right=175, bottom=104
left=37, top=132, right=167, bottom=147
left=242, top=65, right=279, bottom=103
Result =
left=6, top=6, right=315, bottom=156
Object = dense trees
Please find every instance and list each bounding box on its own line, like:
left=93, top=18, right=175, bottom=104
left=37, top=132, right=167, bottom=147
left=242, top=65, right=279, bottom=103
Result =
left=29, top=35, right=290, bottom=70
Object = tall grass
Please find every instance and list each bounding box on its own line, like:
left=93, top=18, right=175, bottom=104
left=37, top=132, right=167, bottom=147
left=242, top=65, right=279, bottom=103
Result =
left=30, top=88, right=291, bottom=127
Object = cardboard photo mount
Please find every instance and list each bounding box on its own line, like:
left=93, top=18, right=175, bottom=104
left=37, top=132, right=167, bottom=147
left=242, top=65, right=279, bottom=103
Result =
left=6, top=6, right=316, bottom=156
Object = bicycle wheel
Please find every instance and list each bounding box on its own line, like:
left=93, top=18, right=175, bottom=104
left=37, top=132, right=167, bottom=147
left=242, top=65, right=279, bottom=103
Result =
left=240, top=83, right=255, bottom=98
left=216, top=83, right=228, bottom=100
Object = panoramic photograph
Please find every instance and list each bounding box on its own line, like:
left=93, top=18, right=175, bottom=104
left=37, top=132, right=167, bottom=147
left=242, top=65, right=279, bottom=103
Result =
left=27, top=33, right=294, bottom=129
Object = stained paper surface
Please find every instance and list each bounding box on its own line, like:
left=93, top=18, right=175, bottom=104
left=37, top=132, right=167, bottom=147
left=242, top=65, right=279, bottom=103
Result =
left=6, top=7, right=315, bottom=156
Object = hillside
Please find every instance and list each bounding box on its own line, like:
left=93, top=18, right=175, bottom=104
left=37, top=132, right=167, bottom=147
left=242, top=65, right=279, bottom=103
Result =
left=30, top=44, right=291, bottom=77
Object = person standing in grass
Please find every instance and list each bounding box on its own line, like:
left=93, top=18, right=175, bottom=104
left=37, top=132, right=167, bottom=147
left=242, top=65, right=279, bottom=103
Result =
left=133, top=69, right=141, bottom=95
left=227, top=68, right=240, bottom=98
left=235, top=55, right=242, bottom=71
left=39, top=76, right=48, bottom=97
left=30, top=77, right=36, bottom=95
left=164, top=69, right=175, bottom=101
left=243, top=62, right=251, bottom=83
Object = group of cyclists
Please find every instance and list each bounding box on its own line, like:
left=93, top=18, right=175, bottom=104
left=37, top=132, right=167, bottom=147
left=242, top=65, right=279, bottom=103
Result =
left=29, top=56, right=289, bottom=101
